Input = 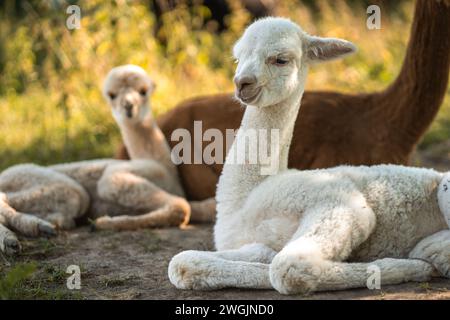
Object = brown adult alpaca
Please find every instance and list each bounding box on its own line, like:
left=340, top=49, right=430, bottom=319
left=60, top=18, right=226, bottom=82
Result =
left=117, top=0, right=450, bottom=202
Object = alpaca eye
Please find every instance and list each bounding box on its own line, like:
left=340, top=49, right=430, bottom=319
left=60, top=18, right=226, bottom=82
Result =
left=108, top=92, right=117, bottom=100
left=275, top=58, right=289, bottom=66
left=139, top=88, right=147, bottom=96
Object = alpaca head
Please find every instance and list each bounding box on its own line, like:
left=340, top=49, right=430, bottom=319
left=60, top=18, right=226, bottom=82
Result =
left=103, top=65, right=155, bottom=123
left=233, top=17, right=356, bottom=108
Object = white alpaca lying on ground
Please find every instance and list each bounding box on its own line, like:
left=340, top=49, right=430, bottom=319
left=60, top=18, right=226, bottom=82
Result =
left=0, top=65, right=200, bottom=255
left=168, top=17, right=450, bottom=294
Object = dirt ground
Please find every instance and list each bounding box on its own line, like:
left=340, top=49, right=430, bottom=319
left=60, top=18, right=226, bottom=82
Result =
left=0, top=150, right=450, bottom=300
left=1, top=224, right=449, bottom=300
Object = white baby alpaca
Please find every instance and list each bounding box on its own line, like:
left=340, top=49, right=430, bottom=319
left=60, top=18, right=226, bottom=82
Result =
left=168, top=17, right=450, bottom=294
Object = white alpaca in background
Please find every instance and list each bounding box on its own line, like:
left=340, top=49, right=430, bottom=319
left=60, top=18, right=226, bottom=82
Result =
left=0, top=65, right=193, bottom=255
left=168, top=17, right=450, bottom=294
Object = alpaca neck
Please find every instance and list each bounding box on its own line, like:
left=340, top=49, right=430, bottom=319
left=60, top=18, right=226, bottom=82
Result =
left=118, top=111, right=176, bottom=174
left=379, top=0, right=450, bottom=144
left=217, top=72, right=307, bottom=214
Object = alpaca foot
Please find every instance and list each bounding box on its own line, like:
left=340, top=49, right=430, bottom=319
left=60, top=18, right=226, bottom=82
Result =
left=169, top=251, right=219, bottom=290
left=269, top=256, right=320, bottom=295
left=38, top=221, right=57, bottom=237
left=94, top=215, right=114, bottom=230
left=2, top=236, right=21, bottom=255
left=0, top=229, right=21, bottom=255
left=16, top=214, right=57, bottom=237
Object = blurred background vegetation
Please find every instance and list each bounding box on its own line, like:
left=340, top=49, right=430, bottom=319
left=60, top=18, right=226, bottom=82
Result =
left=0, top=0, right=449, bottom=171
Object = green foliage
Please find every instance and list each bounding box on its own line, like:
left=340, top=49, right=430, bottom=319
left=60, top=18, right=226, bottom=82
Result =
left=0, top=0, right=449, bottom=170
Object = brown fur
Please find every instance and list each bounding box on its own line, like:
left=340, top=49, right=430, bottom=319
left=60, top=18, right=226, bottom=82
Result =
left=117, top=0, right=450, bottom=200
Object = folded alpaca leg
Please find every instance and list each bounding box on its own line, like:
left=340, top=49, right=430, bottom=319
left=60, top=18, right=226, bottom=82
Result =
left=95, top=165, right=190, bottom=230
left=409, top=229, right=450, bottom=278
left=0, top=191, right=56, bottom=237
left=189, top=197, right=217, bottom=223
left=8, top=190, right=77, bottom=230
left=0, top=213, right=21, bottom=255
left=268, top=202, right=434, bottom=294
left=270, top=236, right=434, bottom=294
left=271, top=256, right=434, bottom=295
left=95, top=198, right=189, bottom=230
left=0, top=164, right=89, bottom=231
left=6, top=185, right=88, bottom=229
left=168, top=249, right=272, bottom=290
left=1, top=209, right=56, bottom=237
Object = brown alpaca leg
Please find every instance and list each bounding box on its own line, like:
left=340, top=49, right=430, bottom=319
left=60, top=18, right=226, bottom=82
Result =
left=189, top=197, right=216, bottom=223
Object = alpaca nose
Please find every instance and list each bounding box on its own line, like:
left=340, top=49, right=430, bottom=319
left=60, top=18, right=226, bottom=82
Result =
left=234, top=75, right=257, bottom=91
left=124, top=102, right=133, bottom=111
left=124, top=102, right=133, bottom=117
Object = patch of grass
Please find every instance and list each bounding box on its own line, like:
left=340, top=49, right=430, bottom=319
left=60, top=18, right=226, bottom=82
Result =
left=0, top=262, right=85, bottom=300
left=9, top=281, right=84, bottom=300
left=0, top=262, right=36, bottom=299
left=418, top=282, right=431, bottom=291
left=41, top=264, right=68, bottom=283
left=418, top=282, right=448, bottom=293
left=100, top=275, right=137, bottom=288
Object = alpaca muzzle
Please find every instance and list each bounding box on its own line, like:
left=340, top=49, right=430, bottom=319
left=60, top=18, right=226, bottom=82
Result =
left=124, top=103, right=134, bottom=118
left=234, top=75, right=260, bottom=101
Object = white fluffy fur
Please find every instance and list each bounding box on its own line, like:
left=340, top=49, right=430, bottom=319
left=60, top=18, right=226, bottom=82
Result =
left=168, top=17, right=450, bottom=294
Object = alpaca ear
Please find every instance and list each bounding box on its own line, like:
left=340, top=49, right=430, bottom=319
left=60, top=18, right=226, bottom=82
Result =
left=305, top=36, right=357, bottom=62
